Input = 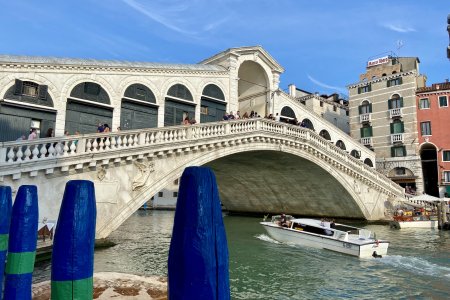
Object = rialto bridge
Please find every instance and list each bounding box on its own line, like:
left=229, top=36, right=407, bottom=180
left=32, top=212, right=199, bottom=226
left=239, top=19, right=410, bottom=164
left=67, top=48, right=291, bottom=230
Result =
left=0, top=46, right=404, bottom=238
left=0, top=119, right=403, bottom=238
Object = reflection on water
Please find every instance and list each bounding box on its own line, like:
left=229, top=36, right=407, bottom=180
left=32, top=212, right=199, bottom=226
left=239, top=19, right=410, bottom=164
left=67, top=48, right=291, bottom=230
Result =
left=34, top=210, right=450, bottom=299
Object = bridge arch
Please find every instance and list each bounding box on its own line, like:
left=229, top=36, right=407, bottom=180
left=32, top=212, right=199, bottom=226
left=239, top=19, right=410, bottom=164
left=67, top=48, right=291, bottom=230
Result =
left=97, top=143, right=373, bottom=238
left=336, top=140, right=346, bottom=150
left=350, top=149, right=361, bottom=159
left=280, top=106, right=296, bottom=123
left=237, top=60, right=270, bottom=117
left=301, top=118, right=315, bottom=131
left=164, top=83, right=196, bottom=126
left=364, top=158, right=373, bottom=167
left=319, top=129, right=331, bottom=140
left=120, top=83, right=158, bottom=130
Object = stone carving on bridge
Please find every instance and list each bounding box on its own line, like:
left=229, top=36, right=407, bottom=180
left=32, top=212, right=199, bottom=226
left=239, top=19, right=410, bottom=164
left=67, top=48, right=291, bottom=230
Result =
left=132, top=161, right=155, bottom=191
left=97, top=166, right=106, bottom=181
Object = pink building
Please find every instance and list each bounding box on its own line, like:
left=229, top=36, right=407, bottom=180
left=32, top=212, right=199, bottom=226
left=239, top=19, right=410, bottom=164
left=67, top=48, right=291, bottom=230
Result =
left=416, top=81, right=450, bottom=197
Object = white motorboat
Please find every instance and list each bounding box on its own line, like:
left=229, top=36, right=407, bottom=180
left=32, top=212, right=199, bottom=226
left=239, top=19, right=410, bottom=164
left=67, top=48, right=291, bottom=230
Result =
left=389, top=215, right=438, bottom=229
left=260, top=215, right=389, bottom=258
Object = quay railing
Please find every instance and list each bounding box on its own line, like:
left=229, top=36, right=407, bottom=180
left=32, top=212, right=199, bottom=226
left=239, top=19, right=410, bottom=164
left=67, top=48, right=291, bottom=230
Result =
left=0, top=118, right=404, bottom=198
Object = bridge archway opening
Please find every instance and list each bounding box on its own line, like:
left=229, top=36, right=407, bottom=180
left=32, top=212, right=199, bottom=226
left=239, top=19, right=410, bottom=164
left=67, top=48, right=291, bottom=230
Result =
left=363, top=158, right=373, bottom=167
left=350, top=149, right=361, bottom=159
left=200, top=84, right=226, bottom=123
left=1, top=79, right=55, bottom=141
left=301, top=118, right=315, bottom=131
left=238, top=61, right=269, bottom=118
left=319, top=130, right=331, bottom=141
left=66, top=82, right=112, bottom=134
left=280, top=106, right=297, bottom=124
left=420, top=143, right=439, bottom=196
left=336, top=140, right=346, bottom=151
left=164, top=84, right=195, bottom=126
left=121, top=84, right=158, bottom=130
left=205, top=150, right=365, bottom=218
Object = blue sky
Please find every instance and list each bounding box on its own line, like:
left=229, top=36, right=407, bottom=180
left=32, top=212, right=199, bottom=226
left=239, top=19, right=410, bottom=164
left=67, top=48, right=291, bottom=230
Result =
left=1, top=0, right=448, bottom=96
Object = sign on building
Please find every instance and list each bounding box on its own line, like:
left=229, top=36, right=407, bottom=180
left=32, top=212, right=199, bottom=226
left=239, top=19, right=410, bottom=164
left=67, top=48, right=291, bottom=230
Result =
left=367, top=56, right=389, bottom=67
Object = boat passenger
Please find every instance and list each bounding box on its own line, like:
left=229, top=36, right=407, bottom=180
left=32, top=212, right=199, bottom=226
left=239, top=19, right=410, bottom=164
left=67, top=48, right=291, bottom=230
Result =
left=280, top=214, right=288, bottom=227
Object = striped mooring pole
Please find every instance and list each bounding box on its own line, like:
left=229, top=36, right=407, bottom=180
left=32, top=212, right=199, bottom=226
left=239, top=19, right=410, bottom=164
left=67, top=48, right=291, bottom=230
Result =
left=168, top=166, right=230, bottom=300
left=0, top=186, right=12, bottom=299
left=3, top=185, right=39, bottom=300
left=51, top=180, right=97, bottom=300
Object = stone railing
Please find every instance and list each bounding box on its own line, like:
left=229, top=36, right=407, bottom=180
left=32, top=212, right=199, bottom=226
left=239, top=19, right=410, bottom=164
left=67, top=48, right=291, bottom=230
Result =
left=389, top=108, right=402, bottom=118
left=390, top=133, right=404, bottom=144
left=0, top=119, right=403, bottom=197
left=360, top=137, right=372, bottom=146
left=359, top=113, right=371, bottom=123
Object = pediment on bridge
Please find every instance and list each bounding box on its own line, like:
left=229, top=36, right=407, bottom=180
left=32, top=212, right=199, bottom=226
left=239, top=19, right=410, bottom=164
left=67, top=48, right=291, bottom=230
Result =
left=200, top=46, right=285, bottom=74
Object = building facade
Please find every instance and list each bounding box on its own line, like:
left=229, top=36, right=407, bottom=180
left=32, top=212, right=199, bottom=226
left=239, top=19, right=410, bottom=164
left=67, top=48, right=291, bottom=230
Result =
left=416, top=81, right=450, bottom=197
left=287, top=84, right=349, bottom=135
left=348, top=56, right=427, bottom=193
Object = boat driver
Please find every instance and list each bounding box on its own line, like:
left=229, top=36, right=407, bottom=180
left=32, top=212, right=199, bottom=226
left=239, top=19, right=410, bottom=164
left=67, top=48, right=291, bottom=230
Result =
left=280, top=214, right=289, bottom=227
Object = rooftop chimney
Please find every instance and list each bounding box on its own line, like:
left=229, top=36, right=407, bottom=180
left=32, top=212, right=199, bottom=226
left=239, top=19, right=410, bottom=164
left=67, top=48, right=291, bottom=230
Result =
left=288, top=84, right=296, bottom=97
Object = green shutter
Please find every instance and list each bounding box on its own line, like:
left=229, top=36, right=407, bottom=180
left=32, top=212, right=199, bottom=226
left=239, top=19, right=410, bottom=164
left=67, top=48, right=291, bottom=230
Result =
left=38, top=85, right=48, bottom=100
left=369, top=103, right=372, bottom=113
left=398, top=77, right=403, bottom=84
left=358, top=105, right=362, bottom=114
left=360, top=127, right=363, bottom=138
left=369, top=126, right=373, bottom=137
left=391, top=147, right=395, bottom=157
left=368, top=84, right=372, bottom=92
left=401, top=121, right=404, bottom=133
left=388, top=99, right=392, bottom=109
left=387, top=80, right=391, bottom=88
left=390, top=123, right=394, bottom=134
left=14, top=79, right=23, bottom=95
left=400, top=97, right=404, bottom=108
left=358, top=87, right=361, bottom=94
left=402, top=146, right=406, bottom=156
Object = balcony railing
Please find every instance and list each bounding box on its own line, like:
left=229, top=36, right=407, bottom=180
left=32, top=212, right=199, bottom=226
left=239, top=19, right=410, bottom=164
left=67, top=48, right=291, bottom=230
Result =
left=360, top=137, right=372, bottom=146
left=390, top=133, right=404, bottom=144
left=389, top=108, right=402, bottom=118
left=359, top=113, right=371, bottom=123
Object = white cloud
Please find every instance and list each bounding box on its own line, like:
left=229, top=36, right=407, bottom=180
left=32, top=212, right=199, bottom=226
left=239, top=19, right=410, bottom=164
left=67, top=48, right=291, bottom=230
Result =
left=120, top=0, right=229, bottom=38
left=382, top=23, right=416, bottom=33
left=307, top=75, right=347, bottom=94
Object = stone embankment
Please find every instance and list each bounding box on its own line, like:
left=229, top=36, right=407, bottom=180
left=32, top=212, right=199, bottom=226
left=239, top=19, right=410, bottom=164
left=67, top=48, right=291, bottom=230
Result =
left=32, top=272, right=167, bottom=299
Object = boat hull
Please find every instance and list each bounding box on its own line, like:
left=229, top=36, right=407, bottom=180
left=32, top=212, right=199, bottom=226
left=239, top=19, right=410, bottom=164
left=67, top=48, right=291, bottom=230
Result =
left=390, top=220, right=438, bottom=229
left=261, top=223, right=388, bottom=258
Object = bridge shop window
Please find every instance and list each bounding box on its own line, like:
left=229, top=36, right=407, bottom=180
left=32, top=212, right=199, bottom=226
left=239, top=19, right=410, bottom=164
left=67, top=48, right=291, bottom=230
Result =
left=391, top=146, right=406, bottom=157
left=200, top=84, right=226, bottom=123
left=165, top=84, right=195, bottom=126
left=121, top=84, right=158, bottom=130
left=387, top=77, right=402, bottom=87
left=12, top=79, right=49, bottom=101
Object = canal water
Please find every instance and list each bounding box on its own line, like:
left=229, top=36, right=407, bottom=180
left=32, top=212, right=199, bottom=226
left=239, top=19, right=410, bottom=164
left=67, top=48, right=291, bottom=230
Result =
left=34, top=210, right=450, bottom=299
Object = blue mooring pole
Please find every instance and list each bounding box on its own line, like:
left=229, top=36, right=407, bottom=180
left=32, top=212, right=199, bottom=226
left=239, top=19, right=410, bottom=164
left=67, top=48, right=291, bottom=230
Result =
left=0, top=186, right=12, bottom=299
left=51, top=180, right=97, bottom=300
left=4, top=185, right=38, bottom=300
left=168, top=167, right=230, bottom=300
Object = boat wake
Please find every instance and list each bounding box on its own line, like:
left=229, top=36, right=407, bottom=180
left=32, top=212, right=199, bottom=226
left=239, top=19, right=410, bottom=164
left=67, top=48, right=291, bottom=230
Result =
left=379, top=255, right=450, bottom=278
left=255, top=234, right=281, bottom=244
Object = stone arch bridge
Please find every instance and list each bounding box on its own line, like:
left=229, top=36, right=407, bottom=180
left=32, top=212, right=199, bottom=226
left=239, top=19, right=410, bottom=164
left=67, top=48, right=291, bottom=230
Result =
left=0, top=119, right=403, bottom=239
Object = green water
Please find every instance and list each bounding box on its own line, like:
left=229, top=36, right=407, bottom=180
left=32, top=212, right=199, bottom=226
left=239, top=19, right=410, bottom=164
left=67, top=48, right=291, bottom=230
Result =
left=34, top=210, right=450, bottom=299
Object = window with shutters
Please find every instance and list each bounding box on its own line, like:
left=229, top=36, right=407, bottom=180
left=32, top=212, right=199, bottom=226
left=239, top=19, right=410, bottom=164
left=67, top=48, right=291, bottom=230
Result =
left=358, top=84, right=371, bottom=94
left=420, top=121, right=431, bottom=136
left=389, top=94, right=403, bottom=109
left=443, top=150, right=450, bottom=162
left=391, top=146, right=406, bottom=157
left=387, top=77, right=402, bottom=87
left=439, top=96, right=448, bottom=107
left=390, top=120, right=404, bottom=134
left=360, top=125, right=372, bottom=138
left=419, top=98, right=430, bottom=109
left=22, top=81, right=39, bottom=97
left=359, top=100, right=371, bottom=114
